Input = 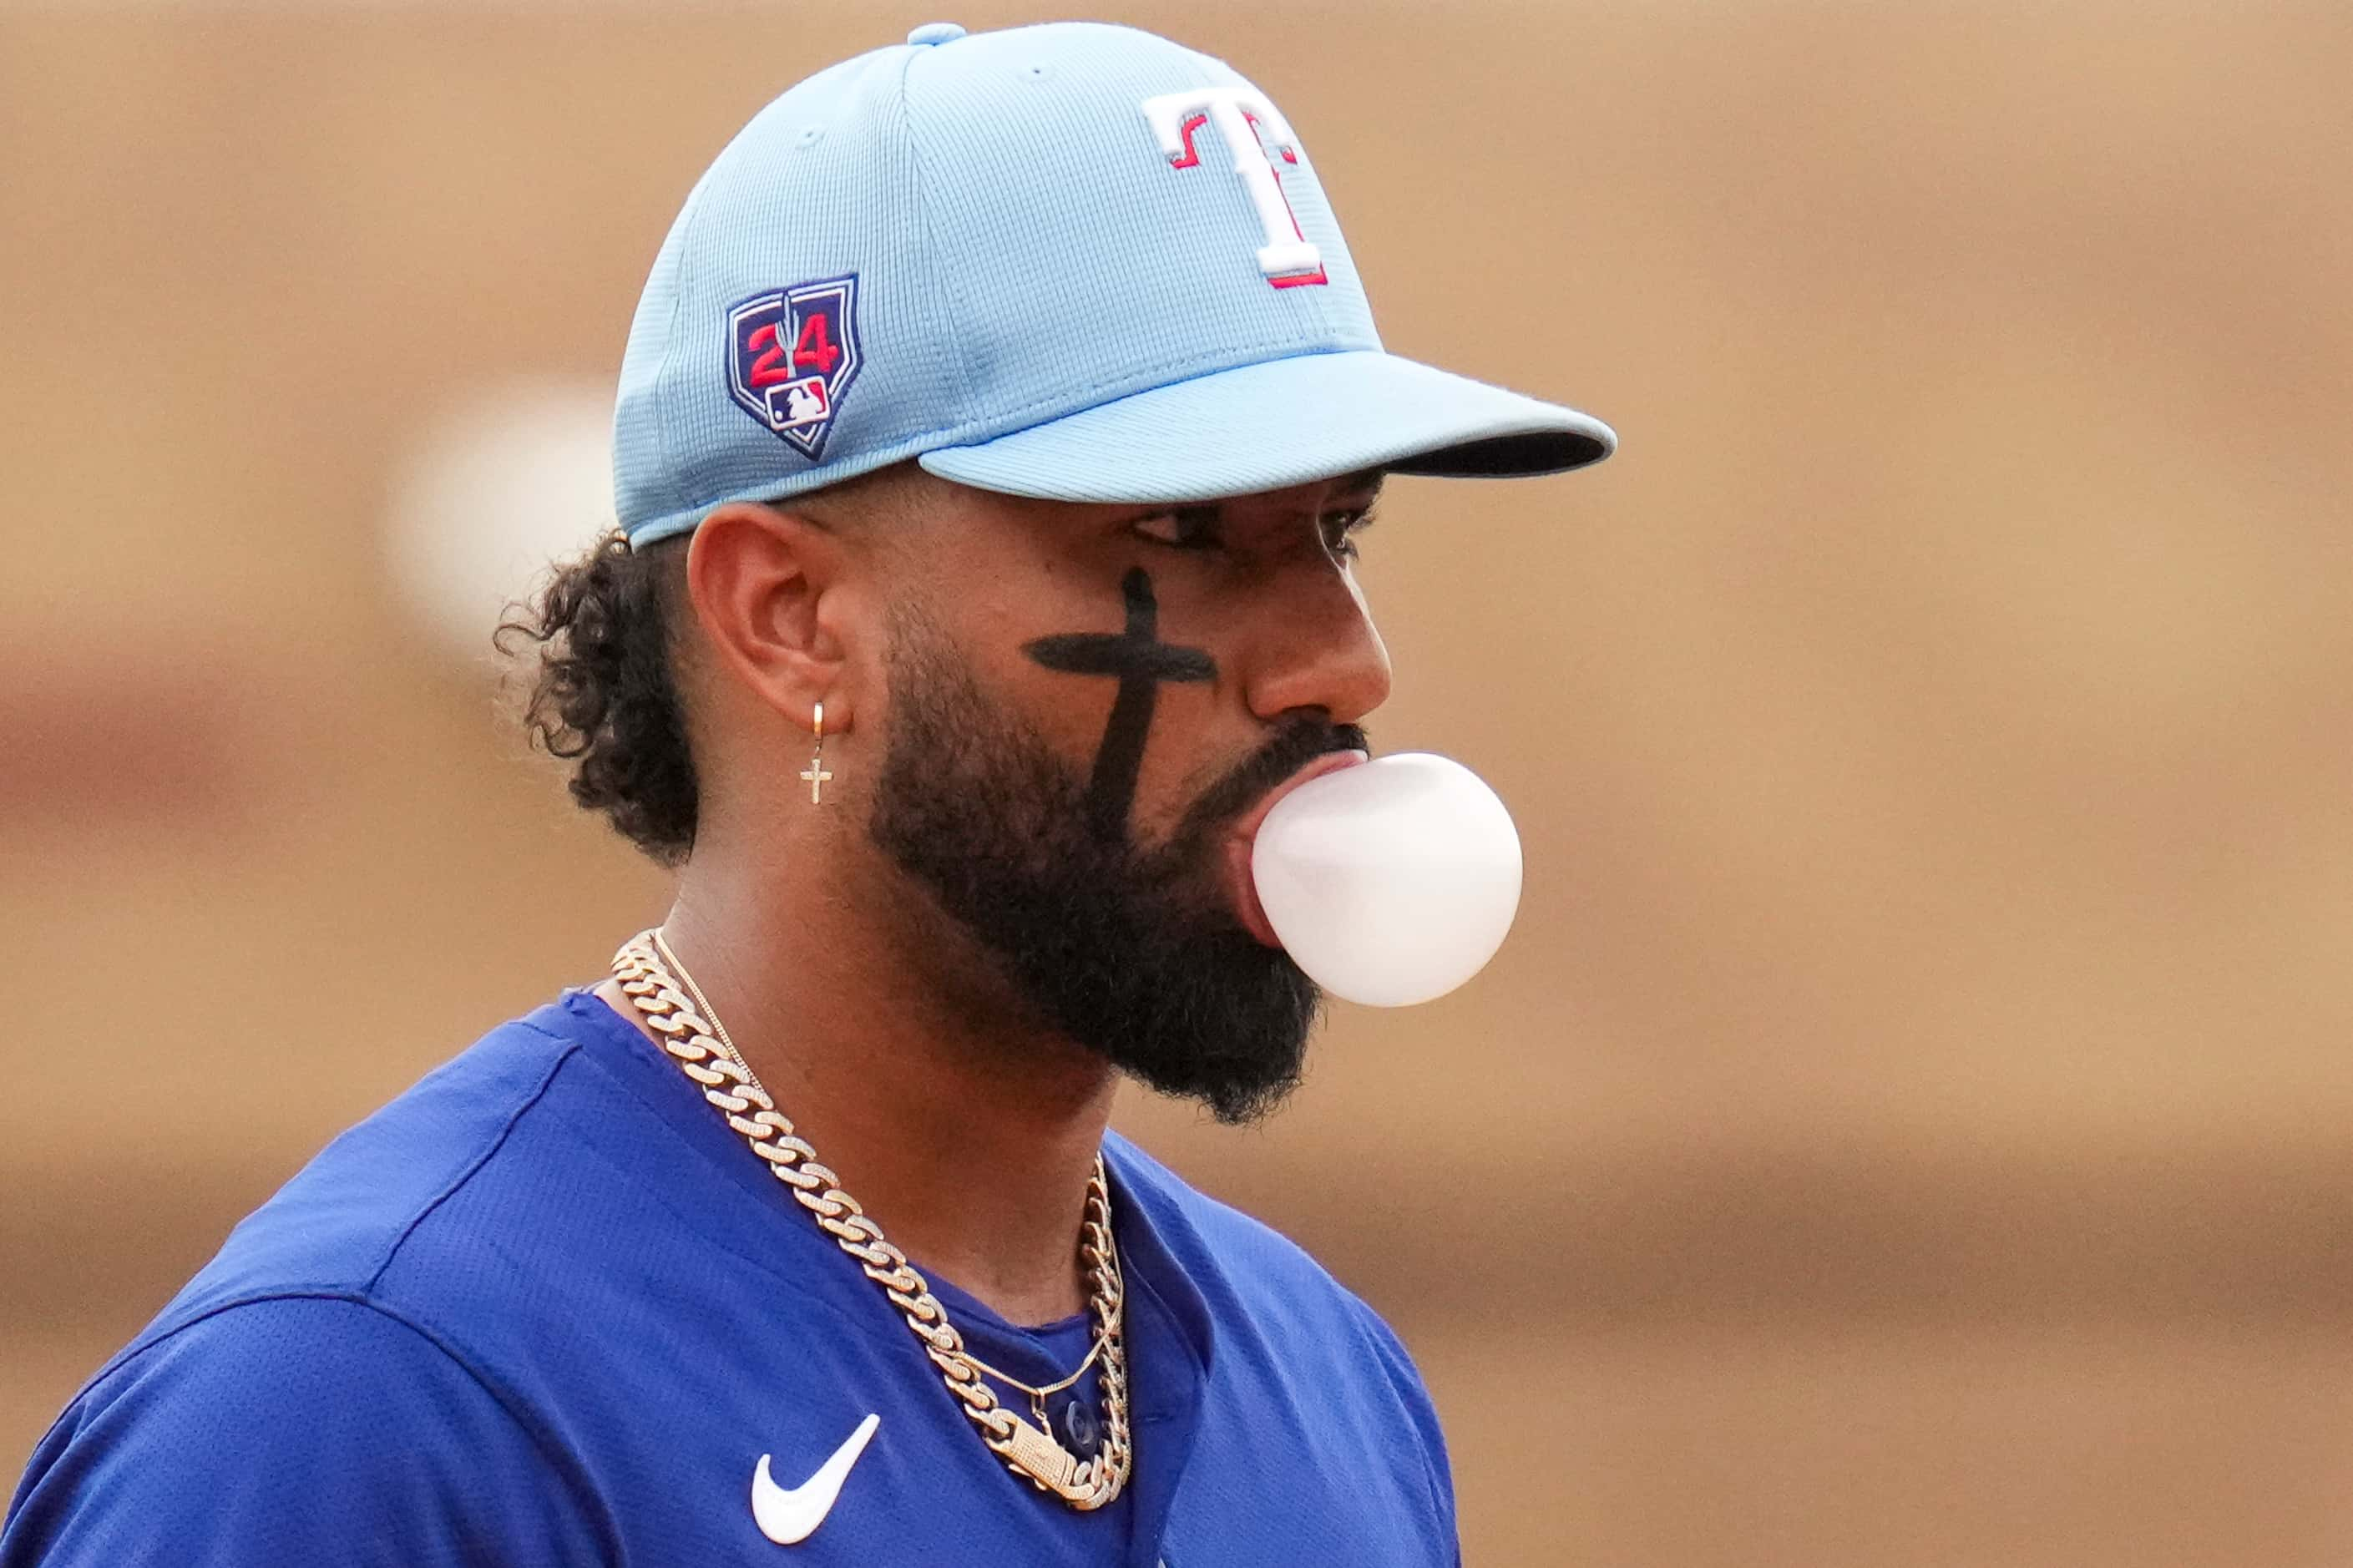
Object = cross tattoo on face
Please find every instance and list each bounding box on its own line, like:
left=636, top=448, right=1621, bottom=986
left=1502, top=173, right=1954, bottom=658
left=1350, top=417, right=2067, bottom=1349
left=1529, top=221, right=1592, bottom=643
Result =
left=1024, top=567, right=1217, bottom=842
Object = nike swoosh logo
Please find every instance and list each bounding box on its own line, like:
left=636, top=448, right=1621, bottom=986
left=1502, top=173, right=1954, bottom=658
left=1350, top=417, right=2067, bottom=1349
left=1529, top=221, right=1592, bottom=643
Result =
left=750, top=1414, right=880, bottom=1545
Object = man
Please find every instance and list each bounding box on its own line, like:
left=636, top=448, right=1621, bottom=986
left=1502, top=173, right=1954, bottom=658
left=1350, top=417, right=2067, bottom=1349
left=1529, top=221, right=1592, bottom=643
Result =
left=4, top=21, right=1611, bottom=1565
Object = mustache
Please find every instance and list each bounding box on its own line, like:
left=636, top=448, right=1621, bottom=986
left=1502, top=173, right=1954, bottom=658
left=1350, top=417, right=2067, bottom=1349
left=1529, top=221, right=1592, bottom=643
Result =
left=1172, top=716, right=1371, bottom=848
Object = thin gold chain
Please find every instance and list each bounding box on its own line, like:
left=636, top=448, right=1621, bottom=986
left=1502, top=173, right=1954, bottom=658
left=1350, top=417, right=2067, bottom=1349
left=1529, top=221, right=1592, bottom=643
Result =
left=610, top=928, right=1131, bottom=1509
left=955, top=1331, right=1109, bottom=1404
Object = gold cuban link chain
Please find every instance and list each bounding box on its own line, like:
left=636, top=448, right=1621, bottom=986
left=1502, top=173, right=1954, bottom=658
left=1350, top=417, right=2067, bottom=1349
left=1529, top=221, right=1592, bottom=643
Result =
left=610, top=929, right=1133, bottom=1509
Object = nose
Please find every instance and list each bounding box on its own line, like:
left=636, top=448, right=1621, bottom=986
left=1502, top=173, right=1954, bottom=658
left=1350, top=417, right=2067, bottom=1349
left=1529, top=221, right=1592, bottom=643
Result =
left=1240, top=562, right=1393, bottom=726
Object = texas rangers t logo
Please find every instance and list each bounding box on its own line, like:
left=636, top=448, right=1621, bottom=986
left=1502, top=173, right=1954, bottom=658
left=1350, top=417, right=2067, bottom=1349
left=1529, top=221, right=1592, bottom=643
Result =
left=1141, top=87, right=1328, bottom=289
left=726, top=276, right=863, bottom=459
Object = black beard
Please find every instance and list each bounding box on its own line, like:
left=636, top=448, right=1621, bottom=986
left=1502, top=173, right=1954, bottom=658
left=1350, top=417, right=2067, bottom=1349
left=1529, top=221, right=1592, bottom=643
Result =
left=867, top=605, right=1365, bottom=1125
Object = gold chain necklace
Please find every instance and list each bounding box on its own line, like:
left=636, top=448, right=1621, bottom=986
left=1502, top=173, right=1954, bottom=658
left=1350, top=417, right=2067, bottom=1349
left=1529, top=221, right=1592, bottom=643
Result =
left=610, top=929, right=1132, bottom=1509
left=955, top=1333, right=1111, bottom=1434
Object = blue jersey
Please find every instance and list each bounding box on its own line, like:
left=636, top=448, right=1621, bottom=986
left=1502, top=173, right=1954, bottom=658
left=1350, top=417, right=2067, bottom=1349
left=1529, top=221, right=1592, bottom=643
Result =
left=4, top=992, right=1458, bottom=1565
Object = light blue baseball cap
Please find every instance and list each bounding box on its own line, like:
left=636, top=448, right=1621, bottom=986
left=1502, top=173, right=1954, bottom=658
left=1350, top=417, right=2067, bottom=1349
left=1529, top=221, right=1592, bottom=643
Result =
left=615, top=20, right=1615, bottom=549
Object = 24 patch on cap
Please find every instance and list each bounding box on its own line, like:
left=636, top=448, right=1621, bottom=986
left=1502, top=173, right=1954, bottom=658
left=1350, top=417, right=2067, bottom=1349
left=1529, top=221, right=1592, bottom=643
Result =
left=726, top=276, right=863, bottom=461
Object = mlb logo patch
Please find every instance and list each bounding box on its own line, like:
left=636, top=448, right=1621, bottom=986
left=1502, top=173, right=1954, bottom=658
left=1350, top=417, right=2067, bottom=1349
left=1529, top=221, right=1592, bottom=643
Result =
left=726, top=276, right=862, bottom=460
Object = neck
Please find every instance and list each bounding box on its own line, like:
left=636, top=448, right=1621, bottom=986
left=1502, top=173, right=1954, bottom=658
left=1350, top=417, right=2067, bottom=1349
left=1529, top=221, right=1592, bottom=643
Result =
left=596, top=845, right=1118, bottom=1327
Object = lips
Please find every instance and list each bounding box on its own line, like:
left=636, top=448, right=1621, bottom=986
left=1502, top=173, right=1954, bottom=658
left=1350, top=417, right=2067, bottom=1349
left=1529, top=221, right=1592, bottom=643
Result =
left=1223, top=750, right=1369, bottom=948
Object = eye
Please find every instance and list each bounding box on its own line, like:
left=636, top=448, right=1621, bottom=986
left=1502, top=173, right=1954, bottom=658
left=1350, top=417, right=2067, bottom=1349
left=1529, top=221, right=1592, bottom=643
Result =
left=1322, top=505, right=1376, bottom=560
left=1131, top=506, right=1225, bottom=552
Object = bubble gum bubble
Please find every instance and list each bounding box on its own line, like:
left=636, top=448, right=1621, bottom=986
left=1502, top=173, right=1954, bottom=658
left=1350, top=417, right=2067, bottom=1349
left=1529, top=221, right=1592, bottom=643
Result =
left=1251, top=753, right=1523, bottom=1007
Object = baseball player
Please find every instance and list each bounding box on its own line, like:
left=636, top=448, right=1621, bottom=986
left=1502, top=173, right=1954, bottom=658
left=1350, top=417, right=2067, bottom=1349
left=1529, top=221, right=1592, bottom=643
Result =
left=4, top=21, right=1611, bottom=1565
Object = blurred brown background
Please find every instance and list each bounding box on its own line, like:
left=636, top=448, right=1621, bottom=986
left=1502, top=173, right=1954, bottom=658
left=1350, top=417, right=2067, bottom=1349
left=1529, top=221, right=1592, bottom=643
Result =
left=6, top=3, right=2352, bottom=1562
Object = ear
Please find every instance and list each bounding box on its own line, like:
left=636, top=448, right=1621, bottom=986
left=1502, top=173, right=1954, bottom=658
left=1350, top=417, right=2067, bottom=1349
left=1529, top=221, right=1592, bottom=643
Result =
left=683, top=501, right=858, bottom=731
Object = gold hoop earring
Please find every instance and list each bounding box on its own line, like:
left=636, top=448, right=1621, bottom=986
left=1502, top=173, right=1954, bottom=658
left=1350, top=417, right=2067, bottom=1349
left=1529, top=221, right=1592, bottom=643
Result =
left=799, top=701, right=833, bottom=805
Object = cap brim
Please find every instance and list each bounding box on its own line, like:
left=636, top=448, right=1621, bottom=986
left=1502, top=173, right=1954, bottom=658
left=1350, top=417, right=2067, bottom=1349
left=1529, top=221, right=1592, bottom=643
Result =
left=915, top=349, right=1614, bottom=503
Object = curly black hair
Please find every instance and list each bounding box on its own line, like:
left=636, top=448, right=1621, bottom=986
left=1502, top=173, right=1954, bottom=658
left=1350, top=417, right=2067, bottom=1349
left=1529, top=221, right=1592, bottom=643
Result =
left=498, top=533, right=699, bottom=866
